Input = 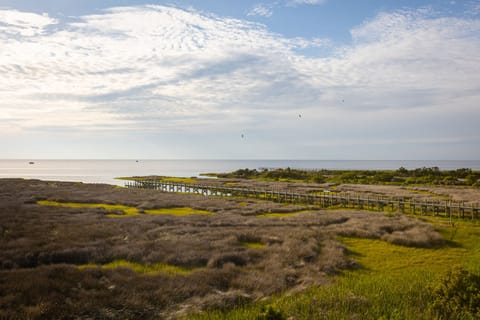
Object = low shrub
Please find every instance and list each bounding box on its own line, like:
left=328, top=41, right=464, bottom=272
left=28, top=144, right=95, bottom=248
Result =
left=430, top=266, right=480, bottom=319
left=256, top=305, right=286, bottom=320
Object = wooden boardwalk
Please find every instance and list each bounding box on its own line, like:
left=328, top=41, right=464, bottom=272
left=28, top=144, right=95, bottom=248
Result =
left=125, top=179, right=480, bottom=220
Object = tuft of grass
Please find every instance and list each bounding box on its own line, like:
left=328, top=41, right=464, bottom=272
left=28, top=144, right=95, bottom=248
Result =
left=79, top=259, right=194, bottom=275
left=144, top=207, right=213, bottom=216
left=240, top=241, right=266, bottom=249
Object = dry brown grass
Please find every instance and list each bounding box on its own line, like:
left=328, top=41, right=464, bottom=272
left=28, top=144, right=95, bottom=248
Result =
left=0, top=179, right=446, bottom=318
left=333, top=213, right=446, bottom=248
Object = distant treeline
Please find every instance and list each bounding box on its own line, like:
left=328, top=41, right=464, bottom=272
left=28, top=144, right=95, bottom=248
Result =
left=214, top=167, right=480, bottom=187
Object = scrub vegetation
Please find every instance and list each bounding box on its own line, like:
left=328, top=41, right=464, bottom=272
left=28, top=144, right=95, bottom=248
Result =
left=213, top=167, right=480, bottom=187
left=1, top=178, right=479, bottom=319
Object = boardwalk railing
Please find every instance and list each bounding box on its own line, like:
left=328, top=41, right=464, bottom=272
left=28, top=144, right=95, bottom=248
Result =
left=125, top=180, right=480, bottom=219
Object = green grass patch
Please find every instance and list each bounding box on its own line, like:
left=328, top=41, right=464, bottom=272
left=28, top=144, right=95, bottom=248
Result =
left=159, top=177, right=198, bottom=184
left=116, top=176, right=197, bottom=184
left=224, top=182, right=240, bottom=186
left=256, top=210, right=312, bottom=218
left=115, top=176, right=144, bottom=181
left=240, top=241, right=266, bottom=249
left=340, top=236, right=465, bottom=274
left=37, top=200, right=213, bottom=217
left=37, top=200, right=139, bottom=216
left=79, top=259, right=193, bottom=275
left=144, top=207, right=213, bottom=216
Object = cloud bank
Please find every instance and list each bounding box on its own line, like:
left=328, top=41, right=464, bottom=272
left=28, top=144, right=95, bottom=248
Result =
left=0, top=5, right=479, bottom=158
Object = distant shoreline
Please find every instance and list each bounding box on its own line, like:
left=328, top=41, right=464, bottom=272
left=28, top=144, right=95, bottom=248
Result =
left=2, top=159, right=480, bottom=186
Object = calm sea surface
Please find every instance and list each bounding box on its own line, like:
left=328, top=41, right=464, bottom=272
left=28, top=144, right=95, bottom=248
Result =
left=1, top=160, right=480, bottom=186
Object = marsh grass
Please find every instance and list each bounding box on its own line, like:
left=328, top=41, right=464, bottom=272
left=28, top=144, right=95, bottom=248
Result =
left=117, top=176, right=197, bottom=184
left=426, top=217, right=480, bottom=272
left=145, top=207, right=213, bottom=216
left=6, top=179, right=479, bottom=319
left=37, top=200, right=139, bottom=216
left=80, top=259, right=194, bottom=275
left=190, top=217, right=480, bottom=319
left=240, top=242, right=266, bottom=249
left=405, top=187, right=451, bottom=200
left=256, top=210, right=312, bottom=218
left=157, top=177, right=198, bottom=184
left=37, top=200, right=214, bottom=217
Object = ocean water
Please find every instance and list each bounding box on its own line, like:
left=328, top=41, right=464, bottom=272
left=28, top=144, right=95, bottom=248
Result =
left=1, top=159, right=480, bottom=186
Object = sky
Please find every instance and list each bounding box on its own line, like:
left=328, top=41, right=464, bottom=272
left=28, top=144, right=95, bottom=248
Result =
left=1, top=0, right=479, bottom=160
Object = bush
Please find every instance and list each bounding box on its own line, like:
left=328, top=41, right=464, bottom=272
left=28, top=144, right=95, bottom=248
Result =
left=430, top=266, right=480, bottom=319
left=256, top=305, right=286, bottom=320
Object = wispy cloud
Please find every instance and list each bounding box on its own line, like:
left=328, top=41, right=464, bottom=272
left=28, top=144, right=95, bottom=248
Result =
left=248, top=3, right=275, bottom=17
left=0, top=9, right=57, bottom=36
left=0, top=5, right=479, bottom=158
left=248, top=0, right=326, bottom=18
left=287, top=0, right=327, bottom=6
left=469, top=1, right=480, bottom=15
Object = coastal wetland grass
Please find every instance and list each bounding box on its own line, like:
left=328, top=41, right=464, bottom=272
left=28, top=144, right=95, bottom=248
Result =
left=116, top=176, right=198, bottom=184
left=189, top=216, right=480, bottom=320
left=37, top=200, right=138, bottom=216
left=239, top=241, right=266, bottom=249
left=256, top=210, right=313, bottom=218
left=405, top=187, right=452, bottom=200
left=145, top=207, right=212, bottom=216
left=4, top=179, right=480, bottom=319
left=38, top=199, right=307, bottom=219
left=79, top=259, right=194, bottom=276
left=36, top=200, right=214, bottom=217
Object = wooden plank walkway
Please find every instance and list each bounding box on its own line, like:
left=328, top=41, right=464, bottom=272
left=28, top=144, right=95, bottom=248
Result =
left=125, top=179, right=480, bottom=219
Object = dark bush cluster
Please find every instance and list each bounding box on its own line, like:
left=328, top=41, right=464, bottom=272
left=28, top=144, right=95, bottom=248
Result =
left=215, top=167, right=480, bottom=187
left=429, top=266, right=480, bottom=319
left=217, top=167, right=326, bottom=183
left=256, top=305, right=286, bottom=320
